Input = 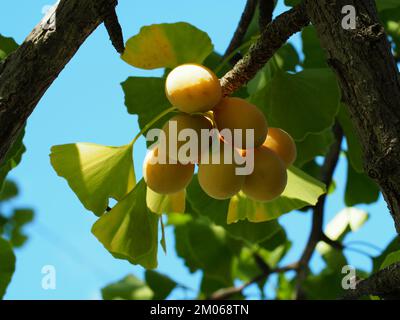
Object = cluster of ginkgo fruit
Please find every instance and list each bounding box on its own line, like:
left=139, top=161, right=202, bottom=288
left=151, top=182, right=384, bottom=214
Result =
left=143, top=63, right=297, bottom=202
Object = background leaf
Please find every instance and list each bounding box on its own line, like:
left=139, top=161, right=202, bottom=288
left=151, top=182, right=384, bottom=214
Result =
left=102, top=275, right=153, bottom=300
left=0, top=237, right=16, bottom=299
left=250, top=69, right=340, bottom=140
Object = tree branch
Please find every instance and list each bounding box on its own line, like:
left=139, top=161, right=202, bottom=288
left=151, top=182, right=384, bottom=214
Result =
left=295, top=123, right=344, bottom=299
left=104, top=5, right=124, bottom=54
left=342, top=262, right=400, bottom=300
left=223, top=0, right=258, bottom=62
left=0, top=0, right=121, bottom=165
left=210, top=263, right=299, bottom=300
left=220, top=3, right=309, bottom=96
left=305, top=0, right=400, bottom=234
left=258, top=0, right=275, bottom=32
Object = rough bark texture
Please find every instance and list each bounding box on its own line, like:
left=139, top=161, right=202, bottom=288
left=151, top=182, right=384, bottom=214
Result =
left=0, top=0, right=118, bottom=164
left=220, top=3, right=310, bottom=96
left=343, top=262, right=400, bottom=300
left=305, top=0, right=400, bottom=233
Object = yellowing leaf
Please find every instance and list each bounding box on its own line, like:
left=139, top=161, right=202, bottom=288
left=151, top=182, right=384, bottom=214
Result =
left=227, top=166, right=326, bottom=223
left=92, top=180, right=159, bottom=269
left=146, top=187, right=186, bottom=214
left=122, top=22, right=213, bottom=69
left=50, top=143, right=135, bottom=216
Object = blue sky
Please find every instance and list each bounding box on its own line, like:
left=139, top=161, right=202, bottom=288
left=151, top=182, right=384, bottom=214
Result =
left=1, top=0, right=396, bottom=299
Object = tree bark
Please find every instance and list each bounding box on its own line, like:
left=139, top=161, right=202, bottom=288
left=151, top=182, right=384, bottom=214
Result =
left=0, top=0, right=118, bottom=164
left=305, top=0, right=400, bottom=233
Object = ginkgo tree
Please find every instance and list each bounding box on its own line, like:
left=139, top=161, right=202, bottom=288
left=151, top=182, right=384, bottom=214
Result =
left=1, top=0, right=400, bottom=300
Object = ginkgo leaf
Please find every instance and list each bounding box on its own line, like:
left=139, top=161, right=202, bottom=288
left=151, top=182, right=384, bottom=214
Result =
left=146, top=188, right=186, bottom=215
left=50, top=143, right=135, bottom=216
left=380, top=250, right=400, bottom=270
left=0, top=237, right=15, bottom=299
left=102, top=275, right=154, bottom=300
left=122, top=22, right=213, bottom=70
left=92, top=180, right=159, bottom=269
left=250, top=69, right=340, bottom=141
left=227, top=166, right=326, bottom=223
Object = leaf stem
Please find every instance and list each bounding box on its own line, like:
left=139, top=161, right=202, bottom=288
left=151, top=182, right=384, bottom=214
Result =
left=131, top=106, right=177, bottom=145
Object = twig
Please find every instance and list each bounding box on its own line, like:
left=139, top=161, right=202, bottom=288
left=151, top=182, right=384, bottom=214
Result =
left=223, top=0, right=258, bottom=62
left=341, top=262, right=400, bottom=300
left=258, top=0, right=275, bottom=31
left=295, top=123, right=344, bottom=299
left=104, top=5, right=124, bottom=54
left=210, top=263, right=299, bottom=300
left=220, top=3, right=309, bottom=96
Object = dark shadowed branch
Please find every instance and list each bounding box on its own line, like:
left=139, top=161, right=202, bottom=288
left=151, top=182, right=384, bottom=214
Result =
left=220, top=3, right=309, bottom=96
left=295, top=123, right=344, bottom=299
left=223, top=0, right=259, bottom=62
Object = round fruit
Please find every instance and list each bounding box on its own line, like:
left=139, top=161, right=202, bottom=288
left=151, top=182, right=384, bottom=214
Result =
left=143, top=148, right=194, bottom=194
left=242, top=146, right=287, bottom=202
left=213, top=97, right=268, bottom=149
left=263, top=128, right=297, bottom=167
left=165, top=64, right=222, bottom=113
left=161, top=113, right=213, bottom=163
left=198, top=141, right=245, bottom=200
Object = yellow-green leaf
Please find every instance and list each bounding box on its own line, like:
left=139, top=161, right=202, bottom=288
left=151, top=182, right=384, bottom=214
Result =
left=92, top=180, right=159, bottom=269
left=146, top=187, right=186, bottom=214
left=50, top=143, right=135, bottom=216
left=227, top=166, right=326, bottom=223
left=122, top=22, right=213, bottom=70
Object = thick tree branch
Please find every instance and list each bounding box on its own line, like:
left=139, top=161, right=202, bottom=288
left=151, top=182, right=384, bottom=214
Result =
left=220, top=3, right=309, bottom=96
left=305, top=0, right=400, bottom=234
left=0, top=0, right=120, bottom=165
left=342, top=262, right=400, bottom=300
left=223, top=0, right=258, bottom=61
left=295, top=123, right=344, bottom=299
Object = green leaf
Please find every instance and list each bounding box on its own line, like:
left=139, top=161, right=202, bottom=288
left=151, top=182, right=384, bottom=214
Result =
left=0, top=237, right=16, bottom=299
left=122, top=22, right=213, bottom=69
left=380, top=250, right=400, bottom=270
left=337, top=104, right=364, bottom=172
left=345, top=160, right=380, bottom=207
left=284, top=0, right=301, bottom=6
left=276, top=273, right=295, bottom=300
left=145, top=270, right=177, bottom=300
left=227, top=166, right=326, bottom=223
left=146, top=188, right=186, bottom=215
left=122, top=77, right=172, bottom=133
left=317, top=207, right=368, bottom=269
left=50, top=143, right=135, bottom=216
left=9, top=209, right=34, bottom=248
left=172, top=216, right=238, bottom=285
left=250, top=69, right=340, bottom=140
left=377, top=0, right=400, bottom=11
left=102, top=275, right=154, bottom=300
left=186, top=176, right=282, bottom=243
left=0, top=180, right=18, bottom=201
left=373, top=238, right=400, bottom=272
left=0, top=34, right=18, bottom=60
left=295, top=129, right=334, bottom=167
left=302, top=269, right=345, bottom=300
left=301, top=26, right=327, bottom=69
left=92, top=180, right=159, bottom=269
left=0, top=131, right=25, bottom=190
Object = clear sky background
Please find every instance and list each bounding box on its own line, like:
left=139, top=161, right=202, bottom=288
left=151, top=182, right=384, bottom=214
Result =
left=0, top=0, right=396, bottom=300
